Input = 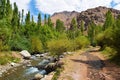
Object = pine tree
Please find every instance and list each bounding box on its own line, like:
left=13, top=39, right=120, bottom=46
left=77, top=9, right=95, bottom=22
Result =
left=37, top=13, right=41, bottom=27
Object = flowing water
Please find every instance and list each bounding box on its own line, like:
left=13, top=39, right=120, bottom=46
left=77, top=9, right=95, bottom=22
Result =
left=0, top=56, right=48, bottom=80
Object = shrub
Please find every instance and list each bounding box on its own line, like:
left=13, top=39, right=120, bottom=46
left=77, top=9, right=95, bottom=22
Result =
left=74, top=36, right=90, bottom=50
left=0, top=40, right=10, bottom=51
left=47, top=39, right=70, bottom=57
left=9, top=35, right=31, bottom=51
left=102, top=47, right=117, bottom=58
left=30, top=36, right=43, bottom=53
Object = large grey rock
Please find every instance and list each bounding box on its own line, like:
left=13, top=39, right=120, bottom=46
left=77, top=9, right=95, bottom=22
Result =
left=20, top=50, right=31, bottom=59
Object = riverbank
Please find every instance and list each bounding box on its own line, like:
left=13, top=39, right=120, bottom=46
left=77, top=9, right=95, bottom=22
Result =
left=0, top=53, right=31, bottom=77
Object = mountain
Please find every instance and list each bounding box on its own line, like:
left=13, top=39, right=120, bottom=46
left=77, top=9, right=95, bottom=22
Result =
left=51, top=6, right=120, bottom=29
left=51, top=11, right=79, bottom=29
left=77, top=6, right=120, bottom=29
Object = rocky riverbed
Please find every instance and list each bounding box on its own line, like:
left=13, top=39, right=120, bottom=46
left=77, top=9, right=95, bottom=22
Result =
left=0, top=50, right=65, bottom=80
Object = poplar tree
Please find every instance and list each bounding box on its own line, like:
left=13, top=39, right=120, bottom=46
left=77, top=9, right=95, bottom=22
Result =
left=103, top=10, right=115, bottom=30
left=25, top=11, right=30, bottom=25
left=21, top=9, right=24, bottom=25
left=44, top=14, right=47, bottom=25
left=56, top=19, right=65, bottom=32
left=37, top=13, right=41, bottom=27
left=47, top=15, right=53, bottom=27
left=6, top=0, right=12, bottom=20
left=80, top=20, right=84, bottom=35
left=11, top=2, right=19, bottom=32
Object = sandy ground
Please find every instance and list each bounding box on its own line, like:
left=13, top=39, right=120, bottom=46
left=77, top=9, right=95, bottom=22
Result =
left=58, top=47, right=120, bottom=80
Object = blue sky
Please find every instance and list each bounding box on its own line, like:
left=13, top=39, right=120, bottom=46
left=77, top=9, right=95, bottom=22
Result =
left=10, top=0, right=120, bottom=20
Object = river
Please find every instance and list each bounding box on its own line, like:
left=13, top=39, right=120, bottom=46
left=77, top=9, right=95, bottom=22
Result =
left=0, top=56, right=48, bottom=80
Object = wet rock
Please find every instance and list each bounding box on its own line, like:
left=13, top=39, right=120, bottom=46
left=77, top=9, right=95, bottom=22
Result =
left=33, top=73, right=43, bottom=80
left=35, top=54, right=41, bottom=57
left=20, top=50, right=31, bottom=59
left=45, top=61, right=64, bottom=73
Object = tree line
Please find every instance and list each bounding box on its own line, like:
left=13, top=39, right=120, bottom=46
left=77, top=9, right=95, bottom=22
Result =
left=0, top=0, right=120, bottom=65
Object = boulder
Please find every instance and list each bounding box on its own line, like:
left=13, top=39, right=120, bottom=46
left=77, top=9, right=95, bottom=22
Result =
left=20, top=50, right=31, bottom=59
left=35, top=54, right=41, bottom=57
left=10, top=62, right=16, bottom=66
left=33, top=73, right=43, bottom=80
left=45, top=61, right=64, bottom=73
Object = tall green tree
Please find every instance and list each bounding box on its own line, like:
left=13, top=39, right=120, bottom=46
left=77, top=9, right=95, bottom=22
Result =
left=25, top=11, right=30, bottom=25
left=0, top=0, right=6, bottom=19
left=80, top=20, right=84, bottom=35
left=70, top=18, right=77, bottom=30
left=47, top=15, right=53, bottom=27
left=37, top=13, right=41, bottom=27
left=11, top=2, right=19, bottom=33
left=103, top=10, right=115, bottom=30
left=56, top=19, right=65, bottom=32
left=21, top=9, right=24, bottom=25
left=6, top=0, right=12, bottom=20
left=88, top=21, right=96, bottom=46
left=44, top=14, right=47, bottom=25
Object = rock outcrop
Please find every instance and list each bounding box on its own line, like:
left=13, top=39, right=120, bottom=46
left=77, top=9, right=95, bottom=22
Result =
left=77, top=6, right=120, bottom=29
left=51, top=11, right=79, bottom=29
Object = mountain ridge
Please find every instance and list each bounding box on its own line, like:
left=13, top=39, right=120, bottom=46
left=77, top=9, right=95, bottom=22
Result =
left=51, top=6, right=120, bottom=29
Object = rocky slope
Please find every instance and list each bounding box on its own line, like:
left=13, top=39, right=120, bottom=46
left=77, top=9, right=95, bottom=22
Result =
left=51, top=11, right=79, bottom=29
left=51, top=6, right=120, bottom=29
left=77, top=6, right=120, bottom=29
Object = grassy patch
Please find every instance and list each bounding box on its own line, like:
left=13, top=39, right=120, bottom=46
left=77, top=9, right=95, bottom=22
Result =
left=0, top=52, right=20, bottom=65
left=52, top=68, right=63, bottom=80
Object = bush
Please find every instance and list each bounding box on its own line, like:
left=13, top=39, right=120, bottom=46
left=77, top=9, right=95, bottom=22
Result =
left=47, top=39, right=70, bottom=57
left=9, top=35, right=31, bottom=51
left=102, top=47, right=117, bottom=58
left=30, top=36, right=43, bottom=53
left=0, top=52, right=20, bottom=65
left=0, top=40, right=10, bottom=51
left=74, top=36, right=90, bottom=50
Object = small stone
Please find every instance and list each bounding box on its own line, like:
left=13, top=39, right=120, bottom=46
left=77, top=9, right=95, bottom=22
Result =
left=34, top=73, right=43, bottom=79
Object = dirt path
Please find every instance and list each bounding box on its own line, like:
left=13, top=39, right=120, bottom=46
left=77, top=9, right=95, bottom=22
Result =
left=58, top=47, right=120, bottom=80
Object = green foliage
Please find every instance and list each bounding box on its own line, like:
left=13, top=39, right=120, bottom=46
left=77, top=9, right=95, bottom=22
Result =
left=74, top=36, right=90, bottom=50
left=52, top=68, right=63, bottom=80
left=102, top=47, right=117, bottom=58
left=30, top=36, right=43, bottom=53
left=80, top=20, right=84, bottom=35
left=103, top=10, right=115, bottom=30
left=0, top=52, right=20, bottom=65
left=56, top=19, right=65, bottom=32
left=37, top=13, right=41, bottom=27
left=47, top=38, right=70, bottom=57
left=9, top=35, right=31, bottom=51
left=70, top=18, right=77, bottom=30
left=88, top=21, right=96, bottom=46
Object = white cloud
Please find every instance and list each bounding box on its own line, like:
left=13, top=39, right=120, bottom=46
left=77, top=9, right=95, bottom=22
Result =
left=114, top=4, right=120, bottom=10
left=10, top=0, right=30, bottom=14
left=35, top=0, right=115, bottom=14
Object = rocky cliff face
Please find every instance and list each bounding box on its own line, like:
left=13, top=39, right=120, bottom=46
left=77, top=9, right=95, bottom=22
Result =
left=77, top=6, right=120, bottom=29
left=51, top=6, right=120, bottom=29
left=51, top=11, right=79, bottom=29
